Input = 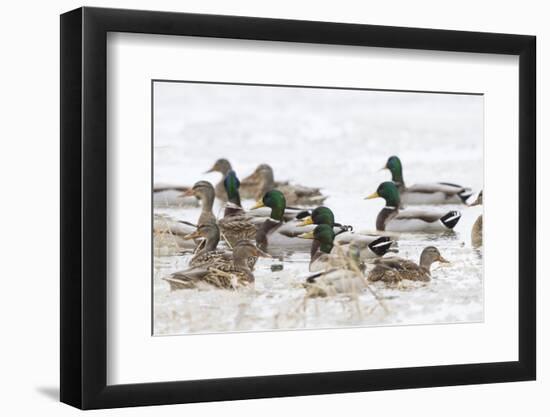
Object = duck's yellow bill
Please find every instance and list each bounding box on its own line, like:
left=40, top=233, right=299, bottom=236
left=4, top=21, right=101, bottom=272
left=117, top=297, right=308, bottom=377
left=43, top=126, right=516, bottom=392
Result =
left=297, top=216, right=314, bottom=227
left=183, top=230, right=201, bottom=240
left=250, top=200, right=265, bottom=210
left=298, top=230, right=315, bottom=239
left=364, top=192, right=380, bottom=200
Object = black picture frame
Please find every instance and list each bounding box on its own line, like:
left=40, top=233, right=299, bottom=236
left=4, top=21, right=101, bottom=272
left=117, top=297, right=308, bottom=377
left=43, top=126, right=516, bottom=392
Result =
left=60, top=6, right=536, bottom=410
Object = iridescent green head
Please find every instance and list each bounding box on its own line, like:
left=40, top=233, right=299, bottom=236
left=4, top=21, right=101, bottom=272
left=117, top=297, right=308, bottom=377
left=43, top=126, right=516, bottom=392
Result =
left=297, top=206, right=335, bottom=227
left=365, top=181, right=401, bottom=208
left=311, top=206, right=335, bottom=225
left=298, top=224, right=335, bottom=254
left=251, top=189, right=286, bottom=221
left=384, top=155, right=404, bottom=184
left=312, top=224, right=335, bottom=254
left=223, top=170, right=241, bottom=206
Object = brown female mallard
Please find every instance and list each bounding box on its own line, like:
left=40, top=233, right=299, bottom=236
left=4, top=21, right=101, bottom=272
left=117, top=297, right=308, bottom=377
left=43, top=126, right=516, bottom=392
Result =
left=164, top=240, right=270, bottom=290
left=298, top=224, right=392, bottom=272
left=368, top=246, right=449, bottom=283
left=183, top=222, right=257, bottom=269
left=204, top=158, right=233, bottom=201
left=181, top=180, right=217, bottom=226
left=470, top=190, right=483, bottom=248
left=182, top=175, right=256, bottom=247
left=241, top=163, right=326, bottom=206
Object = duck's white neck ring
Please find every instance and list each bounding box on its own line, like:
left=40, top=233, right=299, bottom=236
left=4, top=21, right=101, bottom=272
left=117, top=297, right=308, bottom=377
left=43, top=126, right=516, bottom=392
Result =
left=384, top=206, right=397, bottom=210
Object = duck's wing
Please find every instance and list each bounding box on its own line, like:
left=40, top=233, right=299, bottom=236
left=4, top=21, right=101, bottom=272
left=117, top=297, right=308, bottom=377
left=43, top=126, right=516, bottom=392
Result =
left=165, top=267, right=209, bottom=290
left=335, top=232, right=393, bottom=246
left=405, top=182, right=473, bottom=204
left=190, top=250, right=228, bottom=267
left=369, top=256, right=421, bottom=282
left=368, top=264, right=401, bottom=283
left=218, top=219, right=258, bottom=247
left=374, top=256, right=416, bottom=270
left=335, top=233, right=395, bottom=258
left=407, top=182, right=467, bottom=194
left=278, top=184, right=327, bottom=206
left=372, top=256, right=428, bottom=281
left=399, top=209, right=461, bottom=229
left=394, top=209, right=443, bottom=223
left=218, top=214, right=257, bottom=231
left=304, top=268, right=366, bottom=297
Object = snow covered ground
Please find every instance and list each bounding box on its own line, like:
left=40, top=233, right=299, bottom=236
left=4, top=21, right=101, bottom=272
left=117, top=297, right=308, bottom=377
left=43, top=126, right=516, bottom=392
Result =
left=153, top=81, right=484, bottom=336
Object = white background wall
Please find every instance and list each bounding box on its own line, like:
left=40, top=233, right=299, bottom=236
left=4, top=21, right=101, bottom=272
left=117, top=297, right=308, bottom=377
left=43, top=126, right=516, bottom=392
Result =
left=0, top=0, right=545, bottom=415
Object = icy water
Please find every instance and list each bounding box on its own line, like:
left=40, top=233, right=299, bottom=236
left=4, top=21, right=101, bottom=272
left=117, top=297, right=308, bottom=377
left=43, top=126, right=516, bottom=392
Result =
left=153, top=82, right=484, bottom=336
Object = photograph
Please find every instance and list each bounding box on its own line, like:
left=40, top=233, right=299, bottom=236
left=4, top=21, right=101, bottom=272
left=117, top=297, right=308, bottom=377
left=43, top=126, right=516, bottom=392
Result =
left=152, top=80, right=484, bottom=336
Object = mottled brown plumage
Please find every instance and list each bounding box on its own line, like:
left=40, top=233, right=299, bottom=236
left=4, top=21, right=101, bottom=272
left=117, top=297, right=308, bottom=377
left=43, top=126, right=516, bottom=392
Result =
left=218, top=214, right=258, bottom=248
left=471, top=216, right=483, bottom=248
left=185, top=224, right=256, bottom=269
left=165, top=241, right=269, bottom=290
left=368, top=246, right=449, bottom=283
left=241, top=164, right=326, bottom=206
left=470, top=190, right=483, bottom=248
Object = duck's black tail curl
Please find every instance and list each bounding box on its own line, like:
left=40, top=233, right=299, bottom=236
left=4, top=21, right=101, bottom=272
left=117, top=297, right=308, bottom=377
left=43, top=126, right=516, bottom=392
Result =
left=368, top=236, right=394, bottom=256
left=458, top=191, right=473, bottom=204
left=438, top=182, right=473, bottom=204
left=334, top=223, right=353, bottom=236
left=441, top=211, right=461, bottom=229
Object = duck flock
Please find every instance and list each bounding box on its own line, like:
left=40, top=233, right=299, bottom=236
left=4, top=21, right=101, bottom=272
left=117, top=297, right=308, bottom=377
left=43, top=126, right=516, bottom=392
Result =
left=154, top=155, right=483, bottom=300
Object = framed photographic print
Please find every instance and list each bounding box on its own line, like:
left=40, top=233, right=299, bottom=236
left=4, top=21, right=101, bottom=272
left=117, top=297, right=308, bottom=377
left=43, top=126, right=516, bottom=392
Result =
left=60, top=7, right=536, bottom=409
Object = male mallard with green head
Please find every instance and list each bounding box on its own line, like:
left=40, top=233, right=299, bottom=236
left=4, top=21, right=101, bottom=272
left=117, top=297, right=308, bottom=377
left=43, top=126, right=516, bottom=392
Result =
left=383, top=155, right=472, bottom=205
left=298, top=224, right=391, bottom=271
left=297, top=206, right=394, bottom=259
left=222, top=169, right=246, bottom=216
left=368, top=246, right=449, bottom=283
left=365, top=182, right=461, bottom=232
left=250, top=189, right=313, bottom=252
left=251, top=189, right=288, bottom=250
left=298, top=224, right=371, bottom=297
left=470, top=190, right=483, bottom=248
left=165, top=240, right=270, bottom=290
left=242, top=163, right=327, bottom=206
